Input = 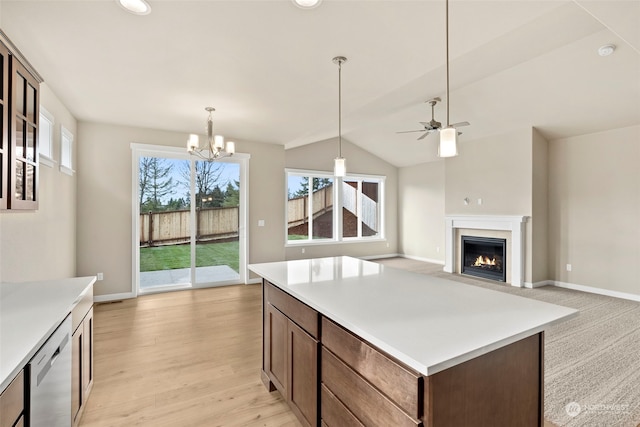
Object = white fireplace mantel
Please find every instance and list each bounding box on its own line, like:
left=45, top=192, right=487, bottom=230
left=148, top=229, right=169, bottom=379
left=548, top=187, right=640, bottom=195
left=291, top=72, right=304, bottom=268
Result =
left=444, top=215, right=528, bottom=287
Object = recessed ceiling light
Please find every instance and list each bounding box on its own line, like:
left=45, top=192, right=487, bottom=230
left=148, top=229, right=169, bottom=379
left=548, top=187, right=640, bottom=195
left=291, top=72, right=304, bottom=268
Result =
left=117, top=0, right=151, bottom=15
left=292, top=0, right=322, bottom=9
left=598, top=44, right=616, bottom=57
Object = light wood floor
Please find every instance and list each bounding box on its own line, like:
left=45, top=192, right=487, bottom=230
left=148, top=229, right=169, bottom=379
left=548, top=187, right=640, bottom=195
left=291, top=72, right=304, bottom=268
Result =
left=80, top=284, right=301, bottom=427
left=81, top=270, right=558, bottom=427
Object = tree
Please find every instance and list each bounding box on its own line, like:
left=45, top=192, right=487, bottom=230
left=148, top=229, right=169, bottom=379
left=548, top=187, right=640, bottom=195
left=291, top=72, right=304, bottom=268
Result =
left=139, top=157, right=176, bottom=211
left=180, top=160, right=225, bottom=205
left=222, top=180, right=240, bottom=207
left=294, top=177, right=332, bottom=198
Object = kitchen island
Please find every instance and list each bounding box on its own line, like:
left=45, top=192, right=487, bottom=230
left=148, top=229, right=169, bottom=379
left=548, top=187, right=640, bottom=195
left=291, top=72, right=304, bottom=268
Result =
left=249, top=256, right=577, bottom=427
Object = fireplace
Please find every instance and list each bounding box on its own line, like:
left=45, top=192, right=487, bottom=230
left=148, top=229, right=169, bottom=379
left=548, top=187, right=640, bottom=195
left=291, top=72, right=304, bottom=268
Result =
left=462, top=236, right=506, bottom=282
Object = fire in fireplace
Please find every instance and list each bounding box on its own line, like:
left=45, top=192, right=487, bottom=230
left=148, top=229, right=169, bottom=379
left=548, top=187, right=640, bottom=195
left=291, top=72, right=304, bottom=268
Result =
left=461, top=236, right=506, bottom=282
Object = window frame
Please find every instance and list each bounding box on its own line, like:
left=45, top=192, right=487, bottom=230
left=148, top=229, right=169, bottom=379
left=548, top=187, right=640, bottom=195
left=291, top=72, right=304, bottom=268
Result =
left=285, top=168, right=385, bottom=246
left=38, top=106, right=55, bottom=167
left=60, top=125, right=74, bottom=175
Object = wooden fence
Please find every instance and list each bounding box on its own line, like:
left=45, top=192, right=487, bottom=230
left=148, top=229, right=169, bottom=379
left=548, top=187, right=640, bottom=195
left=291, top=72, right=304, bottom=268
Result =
left=288, top=185, right=333, bottom=227
left=140, top=206, right=239, bottom=247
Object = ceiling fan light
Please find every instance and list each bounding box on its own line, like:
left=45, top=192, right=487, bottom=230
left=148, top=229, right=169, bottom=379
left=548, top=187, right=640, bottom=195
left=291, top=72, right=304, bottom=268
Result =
left=334, top=157, right=346, bottom=177
left=438, top=127, right=458, bottom=158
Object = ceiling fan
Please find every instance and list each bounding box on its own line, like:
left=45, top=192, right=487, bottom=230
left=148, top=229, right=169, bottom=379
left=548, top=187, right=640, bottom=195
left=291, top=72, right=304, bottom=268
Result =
left=397, top=97, right=470, bottom=141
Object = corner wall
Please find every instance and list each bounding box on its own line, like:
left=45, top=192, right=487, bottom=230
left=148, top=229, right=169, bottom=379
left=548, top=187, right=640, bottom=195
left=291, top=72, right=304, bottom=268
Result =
left=548, top=125, right=640, bottom=296
left=0, top=83, right=77, bottom=281
left=398, top=161, right=445, bottom=263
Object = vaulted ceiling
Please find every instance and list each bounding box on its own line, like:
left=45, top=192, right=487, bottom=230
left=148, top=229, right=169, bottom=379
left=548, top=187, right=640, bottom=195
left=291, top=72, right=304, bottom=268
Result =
left=1, top=0, right=639, bottom=167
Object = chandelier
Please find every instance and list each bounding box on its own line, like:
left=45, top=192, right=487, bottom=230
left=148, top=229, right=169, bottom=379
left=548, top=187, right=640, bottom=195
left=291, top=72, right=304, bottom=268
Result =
left=187, top=107, right=235, bottom=161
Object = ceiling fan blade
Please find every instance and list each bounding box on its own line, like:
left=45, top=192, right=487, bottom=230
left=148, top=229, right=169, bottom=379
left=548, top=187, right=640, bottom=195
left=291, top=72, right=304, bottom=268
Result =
left=451, top=121, right=470, bottom=128
left=417, top=132, right=430, bottom=141
left=396, top=130, right=427, bottom=134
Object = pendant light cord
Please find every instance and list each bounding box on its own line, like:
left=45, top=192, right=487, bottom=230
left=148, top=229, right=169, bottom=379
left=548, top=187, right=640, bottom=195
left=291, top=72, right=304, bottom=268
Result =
left=338, top=59, right=342, bottom=157
left=446, top=0, right=450, bottom=128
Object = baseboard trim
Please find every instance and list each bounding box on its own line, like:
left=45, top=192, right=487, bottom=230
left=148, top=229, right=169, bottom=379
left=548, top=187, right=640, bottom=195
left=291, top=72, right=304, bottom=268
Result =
left=360, top=253, right=400, bottom=260
left=246, top=277, right=262, bottom=285
left=94, top=291, right=136, bottom=303
left=524, top=280, right=552, bottom=289
left=551, top=280, right=640, bottom=302
left=400, top=254, right=446, bottom=265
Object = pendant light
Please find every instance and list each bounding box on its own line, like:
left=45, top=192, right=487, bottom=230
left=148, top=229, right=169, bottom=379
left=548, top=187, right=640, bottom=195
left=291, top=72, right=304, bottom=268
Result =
left=439, top=0, right=458, bottom=158
left=333, top=56, right=347, bottom=177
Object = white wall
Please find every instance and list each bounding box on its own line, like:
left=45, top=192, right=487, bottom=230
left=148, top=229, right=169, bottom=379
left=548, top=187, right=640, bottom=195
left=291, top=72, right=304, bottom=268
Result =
left=398, top=161, right=445, bottom=263
left=76, top=122, right=285, bottom=297
left=548, top=125, right=640, bottom=296
left=0, top=83, right=77, bottom=282
left=284, top=137, right=398, bottom=260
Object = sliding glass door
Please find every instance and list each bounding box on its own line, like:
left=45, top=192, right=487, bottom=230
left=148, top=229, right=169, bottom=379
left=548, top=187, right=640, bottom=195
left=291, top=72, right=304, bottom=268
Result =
left=132, top=144, right=248, bottom=295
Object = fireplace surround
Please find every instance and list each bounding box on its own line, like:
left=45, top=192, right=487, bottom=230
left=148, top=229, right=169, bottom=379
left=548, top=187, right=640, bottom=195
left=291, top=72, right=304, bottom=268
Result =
left=444, top=215, right=528, bottom=287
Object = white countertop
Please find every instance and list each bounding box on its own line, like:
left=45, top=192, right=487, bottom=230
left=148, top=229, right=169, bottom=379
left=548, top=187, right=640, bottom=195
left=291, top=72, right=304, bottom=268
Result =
left=0, top=276, right=96, bottom=390
left=249, top=256, right=577, bottom=376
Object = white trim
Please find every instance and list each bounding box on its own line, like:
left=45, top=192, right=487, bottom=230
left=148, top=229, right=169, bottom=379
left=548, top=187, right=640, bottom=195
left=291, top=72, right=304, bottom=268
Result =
left=445, top=215, right=528, bottom=287
left=551, top=280, right=640, bottom=302
left=359, top=253, right=400, bottom=260
left=247, top=277, right=262, bottom=285
left=130, top=142, right=250, bottom=295
left=39, top=107, right=55, bottom=165
left=401, top=254, right=446, bottom=265
left=94, top=292, right=136, bottom=303
left=60, top=125, right=74, bottom=175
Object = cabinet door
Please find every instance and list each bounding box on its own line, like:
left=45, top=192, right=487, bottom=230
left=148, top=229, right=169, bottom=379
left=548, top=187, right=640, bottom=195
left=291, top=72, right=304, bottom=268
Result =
left=0, top=42, right=8, bottom=210
left=288, top=321, right=319, bottom=427
left=9, top=56, right=38, bottom=210
left=71, top=328, right=82, bottom=425
left=82, top=308, right=94, bottom=396
left=265, top=303, right=288, bottom=394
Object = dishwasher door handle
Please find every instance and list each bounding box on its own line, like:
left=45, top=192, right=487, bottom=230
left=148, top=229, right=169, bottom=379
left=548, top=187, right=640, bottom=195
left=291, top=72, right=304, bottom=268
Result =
left=36, top=333, right=69, bottom=387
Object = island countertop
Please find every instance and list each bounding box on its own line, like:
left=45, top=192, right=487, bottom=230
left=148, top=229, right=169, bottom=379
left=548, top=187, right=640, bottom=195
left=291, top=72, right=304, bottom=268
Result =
left=0, top=276, right=96, bottom=391
left=249, top=256, right=577, bottom=376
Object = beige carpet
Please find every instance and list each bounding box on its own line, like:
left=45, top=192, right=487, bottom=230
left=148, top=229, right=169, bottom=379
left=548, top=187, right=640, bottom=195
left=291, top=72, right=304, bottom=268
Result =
left=373, top=257, right=640, bottom=427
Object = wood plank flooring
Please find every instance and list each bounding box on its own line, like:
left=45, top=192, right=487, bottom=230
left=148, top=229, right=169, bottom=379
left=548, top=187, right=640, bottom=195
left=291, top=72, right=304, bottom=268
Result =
left=80, top=284, right=301, bottom=427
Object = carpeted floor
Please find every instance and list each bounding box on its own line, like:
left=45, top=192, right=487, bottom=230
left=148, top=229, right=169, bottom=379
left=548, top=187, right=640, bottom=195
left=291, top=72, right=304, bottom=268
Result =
left=372, top=257, right=640, bottom=427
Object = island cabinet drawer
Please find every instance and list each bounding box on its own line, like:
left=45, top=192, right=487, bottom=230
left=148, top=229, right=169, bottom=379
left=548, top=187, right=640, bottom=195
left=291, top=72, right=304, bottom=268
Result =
left=321, top=317, right=422, bottom=418
left=265, top=281, right=318, bottom=339
left=0, top=370, right=24, bottom=427
left=322, top=348, right=422, bottom=427
left=321, top=384, right=363, bottom=427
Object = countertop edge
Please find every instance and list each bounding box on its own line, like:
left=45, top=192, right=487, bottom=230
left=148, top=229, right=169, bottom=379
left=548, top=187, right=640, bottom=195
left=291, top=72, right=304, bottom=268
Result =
left=0, top=276, right=97, bottom=391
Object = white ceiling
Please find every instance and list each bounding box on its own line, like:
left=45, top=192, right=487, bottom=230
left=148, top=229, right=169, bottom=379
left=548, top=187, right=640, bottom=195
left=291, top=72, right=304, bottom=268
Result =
left=1, top=0, right=639, bottom=167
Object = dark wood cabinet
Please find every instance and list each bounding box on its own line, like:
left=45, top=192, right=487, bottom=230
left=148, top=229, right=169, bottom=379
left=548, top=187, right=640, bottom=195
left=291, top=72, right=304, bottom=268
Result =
left=72, top=306, right=94, bottom=426
left=263, top=281, right=319, bottom=427
left=0, top=370, right=24, bottom=427
left=0, top=31, right=42, bottom=211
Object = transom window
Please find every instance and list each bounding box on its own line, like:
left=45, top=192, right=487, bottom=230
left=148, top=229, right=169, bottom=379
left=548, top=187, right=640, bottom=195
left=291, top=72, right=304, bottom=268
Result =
left=286, top=169, right=385, bottom=244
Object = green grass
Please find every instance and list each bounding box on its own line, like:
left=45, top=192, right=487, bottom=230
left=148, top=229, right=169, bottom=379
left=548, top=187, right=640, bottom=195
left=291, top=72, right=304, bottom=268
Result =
left=140, top=241, right=239, bottom=272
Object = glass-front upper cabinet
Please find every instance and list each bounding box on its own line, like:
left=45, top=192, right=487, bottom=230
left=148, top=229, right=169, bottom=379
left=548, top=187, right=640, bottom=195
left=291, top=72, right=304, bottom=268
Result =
left=10, top=56, right=39, bottom=209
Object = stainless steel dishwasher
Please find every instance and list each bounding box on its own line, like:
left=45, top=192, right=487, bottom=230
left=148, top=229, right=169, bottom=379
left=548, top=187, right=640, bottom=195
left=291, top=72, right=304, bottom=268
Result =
left=29, top=315, right=72, bottom=427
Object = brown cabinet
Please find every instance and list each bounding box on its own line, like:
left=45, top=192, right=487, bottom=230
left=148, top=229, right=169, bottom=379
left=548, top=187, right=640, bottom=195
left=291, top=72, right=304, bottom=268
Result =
left=72, top=306, right=94, bottom=426
left=263, top=281, right=319, bottom=427
left=0, top=31, right=42, bottom=211
left=0, top=370, right=24, bottom=427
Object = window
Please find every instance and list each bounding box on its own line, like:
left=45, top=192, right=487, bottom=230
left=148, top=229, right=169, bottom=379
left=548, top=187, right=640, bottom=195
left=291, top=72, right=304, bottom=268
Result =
left=286, top=169, right=384, bottom=244
left=39, top=107, right=54, bottom=167
left=60, top=125, right=74, bottom=175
